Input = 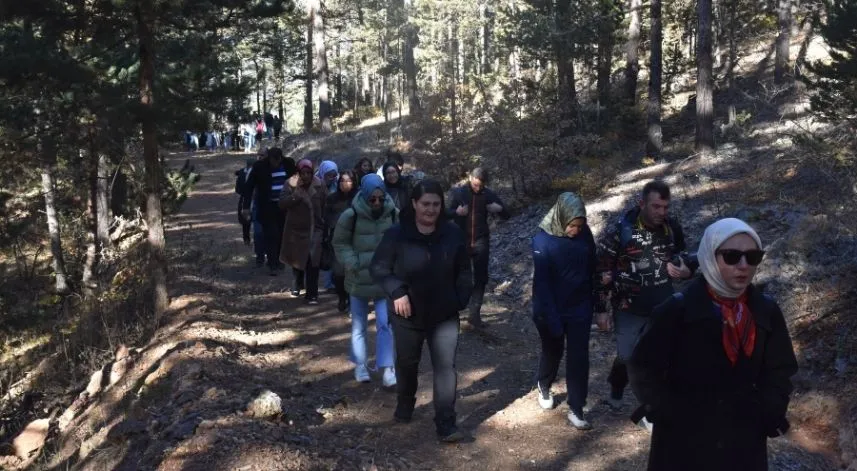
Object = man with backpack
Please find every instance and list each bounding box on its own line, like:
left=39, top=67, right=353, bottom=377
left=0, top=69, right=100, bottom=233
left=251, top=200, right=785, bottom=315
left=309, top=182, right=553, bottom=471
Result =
left=594, top=180, right=696, bottom=429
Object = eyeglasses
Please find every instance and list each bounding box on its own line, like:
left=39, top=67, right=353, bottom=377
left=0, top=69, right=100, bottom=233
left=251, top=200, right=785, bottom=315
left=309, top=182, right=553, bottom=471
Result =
left=716, top=249, right=765, bottom=266
left=368, top=196, right=384, bottom=203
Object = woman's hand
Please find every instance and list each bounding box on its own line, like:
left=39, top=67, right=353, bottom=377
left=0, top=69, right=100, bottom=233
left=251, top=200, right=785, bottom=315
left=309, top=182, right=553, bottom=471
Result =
left=595, top=312, right=613, bottom=332
left=393, top=295, right=412, bottom=318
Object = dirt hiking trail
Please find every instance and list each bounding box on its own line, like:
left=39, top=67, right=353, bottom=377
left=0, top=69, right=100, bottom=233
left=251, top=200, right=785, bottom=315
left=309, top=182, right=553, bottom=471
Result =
left=43, top=147, right=835, bottom=471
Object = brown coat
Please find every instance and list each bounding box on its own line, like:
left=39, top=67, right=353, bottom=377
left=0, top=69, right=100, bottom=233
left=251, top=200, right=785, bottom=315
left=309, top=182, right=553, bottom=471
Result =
left=279, top=175, right=326, bottom=270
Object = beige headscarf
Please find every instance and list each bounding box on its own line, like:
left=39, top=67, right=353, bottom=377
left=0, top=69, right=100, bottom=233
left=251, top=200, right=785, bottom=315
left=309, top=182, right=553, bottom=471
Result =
left=539, top=192, right=587, bottom=237
left=697, top=218, right=763, bottom=298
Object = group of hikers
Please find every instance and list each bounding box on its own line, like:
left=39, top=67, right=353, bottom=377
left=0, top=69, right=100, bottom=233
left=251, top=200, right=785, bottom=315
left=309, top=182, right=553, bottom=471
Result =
left=233, top=146, right=798, bottom=470
left=186, top=112, right=286, bottom=153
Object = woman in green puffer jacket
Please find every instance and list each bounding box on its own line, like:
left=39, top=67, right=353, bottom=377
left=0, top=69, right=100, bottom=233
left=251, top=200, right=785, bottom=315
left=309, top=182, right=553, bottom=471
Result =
left=333, top=174, right=399, bottom=387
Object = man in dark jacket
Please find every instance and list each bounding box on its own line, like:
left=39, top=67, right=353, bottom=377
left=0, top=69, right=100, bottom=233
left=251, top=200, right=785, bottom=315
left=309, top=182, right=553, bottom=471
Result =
left=241, top=148, right=295, bottom=274
left=235, top=158, right=255, bottom=246
left=595, top=180, right=695, bottom=425
left=447, top=167, right=510, bottom=328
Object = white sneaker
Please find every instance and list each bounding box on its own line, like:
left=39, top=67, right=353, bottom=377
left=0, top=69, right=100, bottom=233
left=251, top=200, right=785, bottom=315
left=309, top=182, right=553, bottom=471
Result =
left=354, top=364, right=371, bottom=383
left=638, top=416, right=654, bottom=433
left=568, top=410, right=593, bottom=431
left=536, top=383, right=555, bottom=410
left=382, top=367, right=397, bottom=388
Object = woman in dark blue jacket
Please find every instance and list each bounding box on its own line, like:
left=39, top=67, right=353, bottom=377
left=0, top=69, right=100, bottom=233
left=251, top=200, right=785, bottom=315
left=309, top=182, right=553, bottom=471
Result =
left=531, top=192, right=599, bottom=430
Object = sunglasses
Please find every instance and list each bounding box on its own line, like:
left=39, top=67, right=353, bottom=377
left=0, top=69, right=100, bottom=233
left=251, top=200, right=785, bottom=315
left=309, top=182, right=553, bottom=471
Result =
left=368, top=196, right=384, bottom=203
left=716, top=249, right=765, bottom=266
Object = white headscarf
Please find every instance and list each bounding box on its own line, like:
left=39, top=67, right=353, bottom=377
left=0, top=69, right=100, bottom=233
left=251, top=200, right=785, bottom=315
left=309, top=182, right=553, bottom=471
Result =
left=697, top=218, right=763, bottom=299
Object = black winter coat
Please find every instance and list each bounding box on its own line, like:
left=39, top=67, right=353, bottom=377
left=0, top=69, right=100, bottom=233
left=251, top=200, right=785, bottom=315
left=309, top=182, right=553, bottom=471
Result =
left=370, top=219, right=473, bottom=328
left=629, top=277, right=798, bottom=471
left=242, top=159, right=284, bottom=210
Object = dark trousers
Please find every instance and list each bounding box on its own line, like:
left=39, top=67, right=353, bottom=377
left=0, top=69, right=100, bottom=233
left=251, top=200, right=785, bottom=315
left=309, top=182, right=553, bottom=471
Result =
left=237, top=198, right=251, bottom=243
left=393, top=316, right=460, bottom=434
left=535, top=316, right=593, bottom=416
left=258, top=202, right=285, bottom=270
left=333, top=274, right=347, bottom=303
left=293, top=260, right=320, bottom=299
left=468, top=237, right=490, bottom=324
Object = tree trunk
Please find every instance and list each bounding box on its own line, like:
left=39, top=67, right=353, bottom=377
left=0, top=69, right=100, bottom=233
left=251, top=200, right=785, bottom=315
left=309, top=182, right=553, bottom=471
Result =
left=481, top=2, right=495, bottom=75
left=646, top=0, right=663, bottom=157
left=449, top=18, right=458, bottom=139
left=136, top=0, right=169, bottom=319
left=695, top=0, right=715, bottom=154
left=403, top=23, right=419, bottom=113
left=40, top=152, right=70, bottom=295
left=775, top=0, right=791, bottom=83
left=335, top=41, right=343, bottom=116
left=726, top=0, right=738, bottom=126
left=310, top=0, right=332, bottom=132
left=261, top=63, right=268, bottom=113
left=625, top=0, right=642, bottom=105
left=304, top=15, right=314, bottom=132
left=555, top=0, right=577, bottom=135
left=97, top=152, right=111, bottom=249
left=597, top=19, right=614, bottom=110
left=82, top=146, right=98, bottom=297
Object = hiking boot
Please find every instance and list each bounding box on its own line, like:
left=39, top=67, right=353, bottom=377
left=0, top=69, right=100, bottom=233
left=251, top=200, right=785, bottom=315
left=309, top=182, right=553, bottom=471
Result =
left=382, top=367, right=397, bottom=388
left=354, top=364, right=371, bottom=383
left=305, top=297, right=319, bottom=305
left=568, top=410, right=592, bottom=431
left=337, top=298, right=349, bottom=313
left=536, top=383, right=555, bottom=410
left=605, top=396, right=624, bottom=412
left=394, top=398, right=416, bottom=423
left=290, top=288, right=301, bottom=297
left=437, top=426, right=469, bottom=443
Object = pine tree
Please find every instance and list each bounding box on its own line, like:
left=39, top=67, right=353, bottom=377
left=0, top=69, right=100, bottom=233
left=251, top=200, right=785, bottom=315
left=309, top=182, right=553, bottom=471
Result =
left=809, top=0, right=857, bottom=128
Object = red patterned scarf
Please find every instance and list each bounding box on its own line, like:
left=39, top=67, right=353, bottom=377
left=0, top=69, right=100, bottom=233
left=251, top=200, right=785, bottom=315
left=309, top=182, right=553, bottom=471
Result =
left=707, top=286, right=757, bottom=366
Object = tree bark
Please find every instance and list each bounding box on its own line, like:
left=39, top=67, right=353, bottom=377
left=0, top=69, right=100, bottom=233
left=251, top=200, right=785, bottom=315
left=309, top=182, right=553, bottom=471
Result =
left=304, top=13, right=314, bottom=132
left=136, top=0, right=169, bottom=319
left=335, top=41, right=343, bottom=116
left=775, top=0, right=791, bottom=83
left=97, top=152, right=111, bottom=249
left=40, top=145, right=70, bottom=295
left=695, top=0, right=715, bottom=154
left=726, top=0, right=738, bottom=126
left=403, top=24, right=419, bottom=113
left=555, top=0, right=577, bottom=135
left=310, top=0, right=332, bottom=132
left=449, top=18, right=458, bottom=139
left=82, top=146, right=98, bottom=297
left=624, top=0, right=642, bottom=105
left=646, top=0, right=663, bottom=157
left=596, top=10, right=615, bottom=110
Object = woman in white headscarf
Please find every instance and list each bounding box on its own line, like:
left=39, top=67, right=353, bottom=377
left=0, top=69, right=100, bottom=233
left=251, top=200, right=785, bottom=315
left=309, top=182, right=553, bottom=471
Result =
left=629, top=218, right=798, bottom=471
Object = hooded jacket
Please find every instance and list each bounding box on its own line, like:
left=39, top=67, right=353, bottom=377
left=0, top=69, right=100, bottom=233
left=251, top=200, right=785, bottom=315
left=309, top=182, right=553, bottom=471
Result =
left=332, top=176, right=398, bottom=298
left=370, top=217, right=473, bottom=328
left=316, top=160, right=339, bottom=195
left=531, top=193, right=598, bottom=335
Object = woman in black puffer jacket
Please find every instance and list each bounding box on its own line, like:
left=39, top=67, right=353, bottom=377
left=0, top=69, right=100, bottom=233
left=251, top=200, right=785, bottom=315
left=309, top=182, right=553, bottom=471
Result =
left=370, top=179, right=473, bottom=443
left=324, top=169, right=358, bottom=312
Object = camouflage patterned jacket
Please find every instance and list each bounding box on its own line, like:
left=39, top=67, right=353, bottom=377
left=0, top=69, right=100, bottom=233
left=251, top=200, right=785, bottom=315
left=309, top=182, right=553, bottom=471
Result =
left=595, top=207, right=694, bottom=315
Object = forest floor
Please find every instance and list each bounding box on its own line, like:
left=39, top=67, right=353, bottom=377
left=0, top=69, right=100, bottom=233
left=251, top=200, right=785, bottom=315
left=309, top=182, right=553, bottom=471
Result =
left=19, top=121, right=847, bottom=470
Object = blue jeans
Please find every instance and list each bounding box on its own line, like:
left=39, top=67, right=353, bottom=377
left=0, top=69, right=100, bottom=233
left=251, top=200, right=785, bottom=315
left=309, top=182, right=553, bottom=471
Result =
left=350, top=296, right=394, bottom=369
left=321, top=270, right=335, bottom=289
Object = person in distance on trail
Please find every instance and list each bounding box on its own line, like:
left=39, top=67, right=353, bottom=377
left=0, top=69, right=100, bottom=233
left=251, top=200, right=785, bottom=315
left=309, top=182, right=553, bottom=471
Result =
left=325, top=169, right=358, bottom=313
left=370, top=180, right=473, bottom=443
left=447, top=166, right=510, bottom=329
left=273, top=115, right=283, bottom=140
left=316, top=160, right=340, bottom=291
left=280, top=159, right=326, bottom=304
left=235, top=158, right=255, bottom=246
left=354, top=157, right=375, bottom=185
left=333, top=174, right=399, bottom=386
left=594, top=180, right=696, bottom=430
left=241, top=148, right=295, bottom=273
left=531, top=192, right=599, bottom=430
left=381, top=161, right=412, bottom=211
left=629, top=218, right=798, bottom=470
